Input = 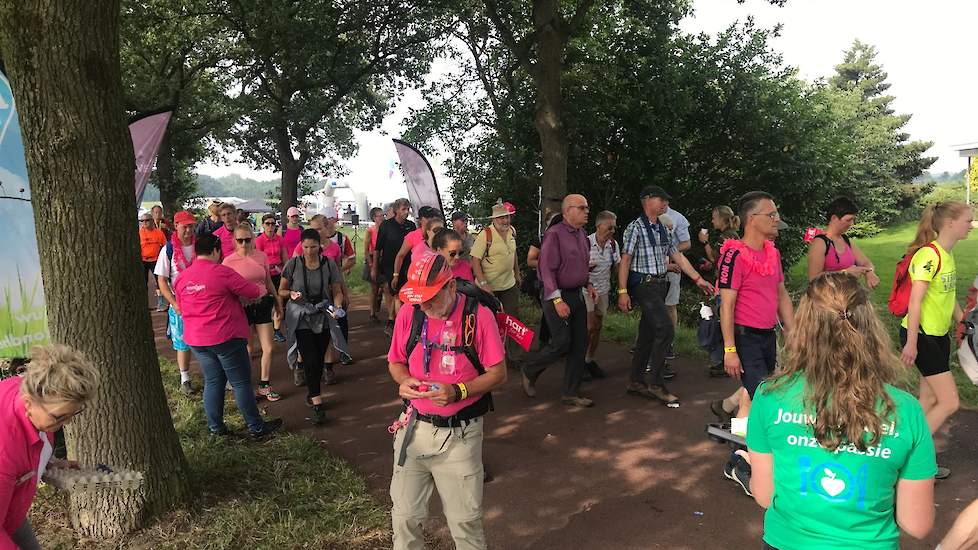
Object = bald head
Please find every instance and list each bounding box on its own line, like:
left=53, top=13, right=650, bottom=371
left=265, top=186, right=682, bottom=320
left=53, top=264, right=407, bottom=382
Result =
left=561, top=194, right=589, bottom=229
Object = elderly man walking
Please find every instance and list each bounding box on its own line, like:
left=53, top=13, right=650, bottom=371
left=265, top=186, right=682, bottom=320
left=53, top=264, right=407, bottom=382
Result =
left=518, top=194, right=596, bottom=407
left=618, top=185, right=713, bottom=408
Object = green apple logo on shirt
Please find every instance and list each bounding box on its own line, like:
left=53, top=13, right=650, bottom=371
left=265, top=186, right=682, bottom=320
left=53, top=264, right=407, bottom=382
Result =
left=800, top=458, right=868, bottom=507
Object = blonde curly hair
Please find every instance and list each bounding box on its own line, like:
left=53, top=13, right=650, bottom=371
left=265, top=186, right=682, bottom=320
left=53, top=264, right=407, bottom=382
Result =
left=20, top=344, right=100, bottom=404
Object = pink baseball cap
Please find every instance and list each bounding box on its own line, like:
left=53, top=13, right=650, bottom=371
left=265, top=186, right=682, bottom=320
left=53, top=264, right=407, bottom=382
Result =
left=287, top=206, right=301, bottom=217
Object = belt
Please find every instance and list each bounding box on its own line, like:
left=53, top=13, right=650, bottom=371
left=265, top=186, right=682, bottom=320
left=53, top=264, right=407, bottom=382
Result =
left=415, top=413, right=483, bottom=428
left=637, top=273, right=668, bottom=283
left=735, top=324, right=776, bottom=336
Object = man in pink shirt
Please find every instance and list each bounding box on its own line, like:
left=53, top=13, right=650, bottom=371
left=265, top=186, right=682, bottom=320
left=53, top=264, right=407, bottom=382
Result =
left=174, top=233, right=283, bottom=439
left=211, top=202, right=238, bottom=259
left=387, top=253, right=507, bottom=550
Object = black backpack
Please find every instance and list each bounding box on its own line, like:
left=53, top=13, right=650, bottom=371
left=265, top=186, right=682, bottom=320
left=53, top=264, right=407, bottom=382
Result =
left=405, top=282, right=499, bottom=413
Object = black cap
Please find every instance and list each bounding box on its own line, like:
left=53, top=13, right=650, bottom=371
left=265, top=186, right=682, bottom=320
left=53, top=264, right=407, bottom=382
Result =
left=451, top=211, right=468, bottom=222
left=639, top=185, right=671, bottom=201
left=417, top=206, right=441, bottom=219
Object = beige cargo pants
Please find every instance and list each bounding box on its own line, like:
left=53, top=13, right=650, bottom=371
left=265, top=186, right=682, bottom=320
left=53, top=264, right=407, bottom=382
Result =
left=390, top=414, right=486, bottom=550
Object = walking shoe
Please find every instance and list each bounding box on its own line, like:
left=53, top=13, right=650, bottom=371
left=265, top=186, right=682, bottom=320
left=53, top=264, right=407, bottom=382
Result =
left=627, top=383, right=681, bottom=408
left=180, top=380, right=196, bottom=396
left=293, top=366, right=306, bottom=387
left=708, top=362, right=728, bottom=378
left=520, top=368, right=537, bottom=398
left=257, top=385, right=281, bottom=402
left=662, top=364, right=676, bottom=380
left=250, top=418, right=283, bottom=441
left=324, top=367, right=338, bottom=386
left=724, top=453, right=753, bottom=497
left=273, top=330, right=286, bottom=342
left=710, top=399, right=733, bottom=425
left=340, top=353, right=354, bottom=366
left=560, top=396, right=594, bottom=408
left=585, top=361, right=608, bottom=379
left=936, top=466, right=951, bottom=480
left=311, top=405, right=326, bottom=425
left=210, top=425, right=230, bottom=437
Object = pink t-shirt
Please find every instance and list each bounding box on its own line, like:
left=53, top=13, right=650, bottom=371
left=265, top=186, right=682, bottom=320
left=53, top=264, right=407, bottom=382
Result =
left=717, top=241, right=784, bottom=329
left=0, top=376, right=54, bottom=547
left=293, top=240, right=341, bottom=262
left=255, top=233, right=285, bottom=275
left=451, top=259, right=474, bottom=281
left=404, top=228, right=424, bottom=249
left=411, top=241, right=433, bottom=260
left=387, top=296, right=505, bottom=417
left=282, top=227, right=303, bottom=254
left=222, top=251, right=270, bottom=286
left=213, top=225, right=237, bottom=259
left=174, top=259, right=263, bottom=346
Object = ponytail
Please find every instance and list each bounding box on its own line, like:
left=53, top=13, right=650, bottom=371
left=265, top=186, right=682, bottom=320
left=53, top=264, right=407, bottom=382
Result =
left=714, top=206, right=740, bottom=234
left=907, top=201, right=970, bottom=255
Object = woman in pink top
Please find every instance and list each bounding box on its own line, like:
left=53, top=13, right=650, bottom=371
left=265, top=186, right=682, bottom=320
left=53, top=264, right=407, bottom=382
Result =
left=282, top=206, right=304, bottom=253
left=364, top=207, right=385, bottom=322
left=411, top=217, right=444, bottom=260
left=433, top=227, right=474, bottom=281
left=0, top=345, right=98, bottom=550
left=223, top=225, right=284, bottom=402
left=255, top=213, right=288, bottom=341
left=807, top=197, right=880, bottom=288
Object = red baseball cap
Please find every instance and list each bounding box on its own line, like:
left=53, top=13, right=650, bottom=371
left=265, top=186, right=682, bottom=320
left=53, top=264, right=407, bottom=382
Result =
left=399, top=253, right=454, bottom=305
left=173, top=211, right=196, bottom=225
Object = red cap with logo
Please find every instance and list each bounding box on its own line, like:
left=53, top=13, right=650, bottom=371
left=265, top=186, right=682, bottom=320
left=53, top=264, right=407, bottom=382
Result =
left=399, top=253, right=453, bottom=305
left=173, top=211, right=196, bottom=225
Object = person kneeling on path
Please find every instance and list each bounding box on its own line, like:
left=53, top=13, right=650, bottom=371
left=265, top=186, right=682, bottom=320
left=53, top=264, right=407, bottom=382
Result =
left=174, top=234, right=283, bottom=439
left=387, top=253, right=507, bottom=550
left=519, top=194, right=597, bottom=407
left=618, top=185, right=714, bottom=408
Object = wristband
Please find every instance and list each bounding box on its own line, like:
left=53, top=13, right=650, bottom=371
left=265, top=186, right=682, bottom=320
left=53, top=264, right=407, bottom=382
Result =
left=392, top=273, right=399, bottom=279
left=458, top=382, right=468, bottom=401
left=617, top=288, right=628, bottom=295
left=479, top=280, right=488, bottom=286
left=693, top=276, right=703, bottom=284
left=553, top=297, right=563, bottom=305
left=724, top=346, right=737, bottom=353
left=451, top=384, right=462, bottom=403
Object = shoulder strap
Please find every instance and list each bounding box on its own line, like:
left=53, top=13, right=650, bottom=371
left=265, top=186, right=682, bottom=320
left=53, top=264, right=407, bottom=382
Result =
left=406, top=305, right=426, bottom=358
left=460, top=295, right=484, bottom=375
left=482, top=226, right=493, bottom=261
left=813, top=234, right=833, bottom=257
left=926, top=243, right=942, bottom=274
left=166, top=241, right=174, bottom=263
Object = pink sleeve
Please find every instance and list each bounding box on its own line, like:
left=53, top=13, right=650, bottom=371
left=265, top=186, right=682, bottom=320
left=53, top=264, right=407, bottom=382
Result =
left=387, top=305, right=414, bottom=364
left=474, top=306, right=505, bottom=369
left=0, top=448, right=18, bottom=549
left=292, top=243, right=301, bottom=258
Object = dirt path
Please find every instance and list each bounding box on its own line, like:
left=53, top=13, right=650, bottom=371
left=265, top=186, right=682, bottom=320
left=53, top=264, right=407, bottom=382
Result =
left=150, top=294, right=978, bottom=549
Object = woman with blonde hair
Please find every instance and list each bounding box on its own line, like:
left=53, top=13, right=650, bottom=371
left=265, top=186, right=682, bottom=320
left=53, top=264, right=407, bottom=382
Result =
left=899, top=201, right=972, bottom=479
left=0, top=345, right=100, bottom=549
left=745, top=272, right=936, bottom=550
left=699, top=205, right=740, bottom=265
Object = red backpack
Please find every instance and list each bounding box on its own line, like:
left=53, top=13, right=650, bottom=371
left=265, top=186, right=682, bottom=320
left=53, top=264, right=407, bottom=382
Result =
left=888, top=243, right=941, bottom=317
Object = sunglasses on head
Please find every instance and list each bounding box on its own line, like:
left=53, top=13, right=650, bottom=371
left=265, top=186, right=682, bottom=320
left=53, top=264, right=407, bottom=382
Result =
left=236, top=238, right=252, bottom=244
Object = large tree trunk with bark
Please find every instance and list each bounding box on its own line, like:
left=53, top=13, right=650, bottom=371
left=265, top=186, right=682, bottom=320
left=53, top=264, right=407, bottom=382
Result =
left=280, top=159, right=300, bottom=221
left=0, top=0, right=189, bottom=539
left=155, top=130, right=182, bottom=215
left=532, top=0, right=568, bottom=220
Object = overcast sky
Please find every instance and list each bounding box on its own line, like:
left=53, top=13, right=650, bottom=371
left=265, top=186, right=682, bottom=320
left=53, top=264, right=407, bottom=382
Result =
left=199, top=0, right=978, bottom=204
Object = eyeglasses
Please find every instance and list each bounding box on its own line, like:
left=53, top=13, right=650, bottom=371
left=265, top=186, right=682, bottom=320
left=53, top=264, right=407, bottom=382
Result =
left=751, top=210, right=781, bottom=220
left=37, top=401, right=85, bottom=423
left=263, top=222, right=275, bottom=226
left=236, top=238, right=253, bottom=244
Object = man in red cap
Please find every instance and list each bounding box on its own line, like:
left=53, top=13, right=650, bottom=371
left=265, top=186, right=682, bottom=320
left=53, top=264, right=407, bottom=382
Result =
left=155, top=210, right=200, bottom=395
left=387, top=253, right=507, bottom=550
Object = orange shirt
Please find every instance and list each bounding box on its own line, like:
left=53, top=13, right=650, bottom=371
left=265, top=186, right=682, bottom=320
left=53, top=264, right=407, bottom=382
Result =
left=139, top=227, right=167, bottom=262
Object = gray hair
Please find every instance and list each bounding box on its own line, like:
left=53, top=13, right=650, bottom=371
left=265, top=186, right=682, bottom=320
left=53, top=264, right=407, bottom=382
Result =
left=392, top=198, right=412, bottom=210
left=20, top=344, right=100, bottom=404
left=595, top=210, right=617, bottom=227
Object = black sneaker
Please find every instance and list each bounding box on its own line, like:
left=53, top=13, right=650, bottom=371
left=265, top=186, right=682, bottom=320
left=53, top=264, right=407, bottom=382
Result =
left=724, top=453, right=752, bottom=497
left=340, top=353, right=354, bottom=366
left=250, top=418, right=283, bottom=441
left=585, top=361, right=607, bottom=379
left=209, top=425, right=230, bottom=437
left=311, top=405, right=326, bottom=425
left=936, top=466, right=951, bottom=480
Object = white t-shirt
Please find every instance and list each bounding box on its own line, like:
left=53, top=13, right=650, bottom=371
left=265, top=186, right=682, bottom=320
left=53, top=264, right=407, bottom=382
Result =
left=588, top=233, right=621, bottom=295
left=153, top=243, right=195, bottom=283
left=37, top=431, right=53, bottom=483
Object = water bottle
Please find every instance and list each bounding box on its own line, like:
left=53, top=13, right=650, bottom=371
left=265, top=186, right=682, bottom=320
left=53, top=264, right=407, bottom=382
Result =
left=326, top=305, right=346, bottom=319
left=440, top=320, right=456, bottom=375
left=699, top=302, right=713, bottom=320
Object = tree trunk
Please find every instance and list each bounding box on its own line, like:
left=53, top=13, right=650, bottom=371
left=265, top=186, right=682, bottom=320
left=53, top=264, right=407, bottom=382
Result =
left=280, top=159, right=300, bottom=221
left=532, top=0, right=569, bottom=221
left=0, top=0, right=189, bottom=538
left=155, top=130, right=181, bottom=215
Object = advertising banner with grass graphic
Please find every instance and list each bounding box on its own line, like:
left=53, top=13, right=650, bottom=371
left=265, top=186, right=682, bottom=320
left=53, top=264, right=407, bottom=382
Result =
left=0, top=73, right=49, bottom=358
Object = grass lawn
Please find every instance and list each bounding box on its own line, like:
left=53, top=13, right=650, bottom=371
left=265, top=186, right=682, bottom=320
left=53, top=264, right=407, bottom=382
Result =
left=33, top=360, right=389, bottom=549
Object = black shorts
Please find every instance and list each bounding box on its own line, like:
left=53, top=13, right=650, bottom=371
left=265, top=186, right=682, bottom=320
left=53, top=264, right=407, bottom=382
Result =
left=899, top=327, right=950, bottom=377
left=245, top=295, right=274, bottom=326
left=734, top=328, right=777, bottom=399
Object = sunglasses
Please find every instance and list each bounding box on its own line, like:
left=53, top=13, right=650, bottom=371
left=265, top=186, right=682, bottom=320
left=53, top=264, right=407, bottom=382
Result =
left=236, top=238, right=253, bottom=244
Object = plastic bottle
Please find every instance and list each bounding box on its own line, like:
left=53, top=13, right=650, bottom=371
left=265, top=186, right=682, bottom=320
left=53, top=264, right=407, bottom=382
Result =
left=440, top=320, right=456, bottom=375
left=699, top=302, right=713, bottom=320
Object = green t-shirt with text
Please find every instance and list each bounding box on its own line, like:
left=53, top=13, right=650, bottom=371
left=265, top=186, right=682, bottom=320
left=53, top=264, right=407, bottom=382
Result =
left=746, top=377, right=936, bottom=550
left=901, top=241, right=956, bottom=336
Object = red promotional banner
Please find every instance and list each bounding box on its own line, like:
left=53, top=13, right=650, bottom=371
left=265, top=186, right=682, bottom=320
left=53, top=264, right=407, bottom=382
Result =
left=495, top=313, right=535, bottom=352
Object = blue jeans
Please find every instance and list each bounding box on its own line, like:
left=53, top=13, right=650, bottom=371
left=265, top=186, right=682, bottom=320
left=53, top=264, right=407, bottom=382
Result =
left=190, top=338, right=265, bottom=433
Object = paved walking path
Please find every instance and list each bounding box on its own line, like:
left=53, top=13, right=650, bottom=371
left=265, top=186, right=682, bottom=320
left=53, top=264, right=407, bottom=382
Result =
left=150, top=294, right=978, bottom=549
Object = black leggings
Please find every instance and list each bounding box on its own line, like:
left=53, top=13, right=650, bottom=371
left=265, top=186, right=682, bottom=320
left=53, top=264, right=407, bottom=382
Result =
left=295, top=329, right=331, bottom=399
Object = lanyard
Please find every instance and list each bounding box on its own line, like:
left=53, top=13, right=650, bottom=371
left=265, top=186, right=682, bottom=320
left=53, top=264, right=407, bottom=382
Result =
left=421, top=295, right=460, bottom=376
left=640, top=216, right=668, bottom=272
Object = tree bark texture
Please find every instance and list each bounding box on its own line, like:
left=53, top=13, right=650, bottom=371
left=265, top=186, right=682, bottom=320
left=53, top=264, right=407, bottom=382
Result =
left=0, top=0, right=190, bottom=538
left=532, top=0, right=568, bottom=218
left=155, top=130, right=181, bottom=215
left=280, top=160, right=299, bottom=222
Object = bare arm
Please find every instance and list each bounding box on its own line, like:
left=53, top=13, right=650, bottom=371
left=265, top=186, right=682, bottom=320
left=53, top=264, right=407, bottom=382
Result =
left=331, top=282, right=344, bottom=309
left=940, top=498, right=978, bottom=550
left=777, top=283, right=794, bottom=334
left=158, top=275, right=178, bottom=311
left=265, top=273, right=283, bottom=315
left=675, top=239, right=691, bottom=253
left=807, top=239, right=827, bottom=281
left=747, top=451, right=773, bottom=509
left=471, top=257, right=490, bottom=290
left=278, top=275, right=292, bottom=299
left=901, top=280, right=929, bottom=366
left=392, top=239, right=412, bottom=279
left=895, top=477, right=935, bottom=540
left=527, top=246, right=540, bottom=268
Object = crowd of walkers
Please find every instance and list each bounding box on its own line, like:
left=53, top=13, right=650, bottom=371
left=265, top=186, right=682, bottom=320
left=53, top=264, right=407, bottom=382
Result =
left=12, top=189, right=970, bottom=550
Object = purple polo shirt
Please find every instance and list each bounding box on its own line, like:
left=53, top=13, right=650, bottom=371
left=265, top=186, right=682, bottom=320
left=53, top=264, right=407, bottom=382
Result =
left=538, top=221, right=590, bottom=300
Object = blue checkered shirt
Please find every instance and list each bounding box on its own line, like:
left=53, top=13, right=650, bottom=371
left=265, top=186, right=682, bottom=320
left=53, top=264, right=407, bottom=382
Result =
left=621, top=216, right=675, bottom=275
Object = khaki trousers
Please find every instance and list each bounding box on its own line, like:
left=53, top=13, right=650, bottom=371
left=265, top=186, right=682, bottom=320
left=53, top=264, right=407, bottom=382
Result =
left=390, top=414, right=486, bottom=550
